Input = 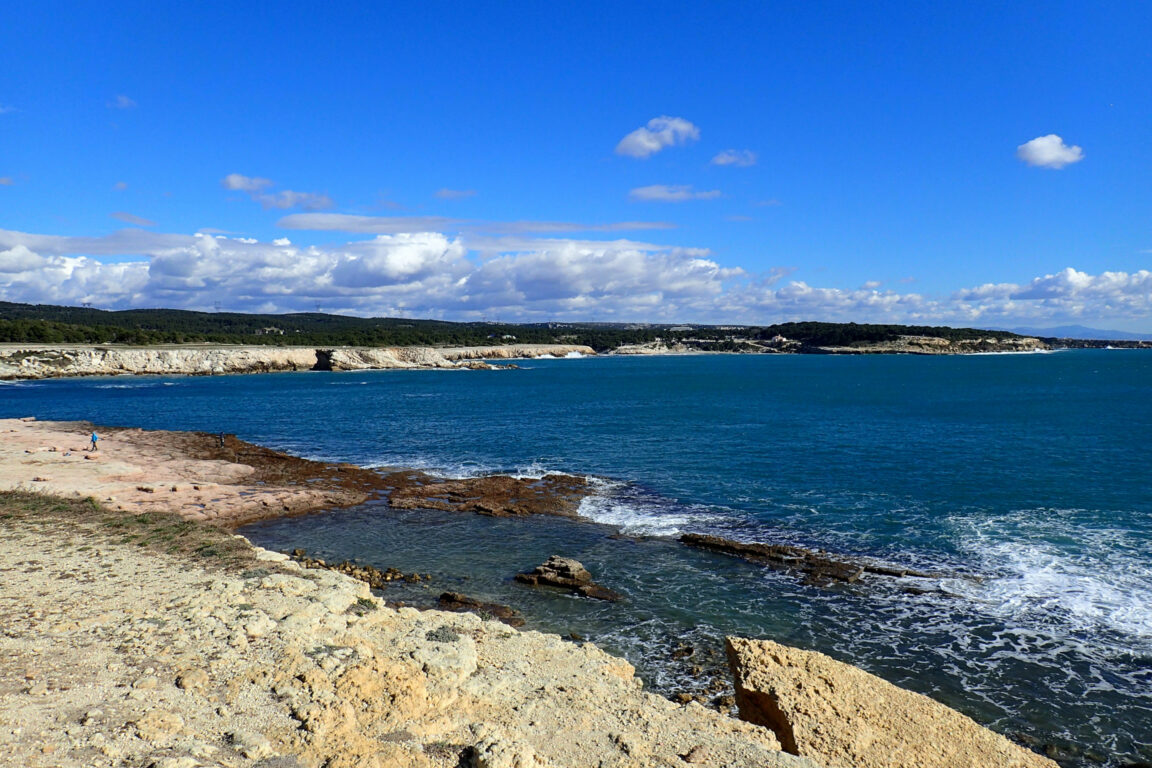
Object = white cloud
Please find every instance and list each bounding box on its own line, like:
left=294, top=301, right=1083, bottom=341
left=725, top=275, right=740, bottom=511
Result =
left=221, top=174, right=333, bottom=210
left=113, top=181, right=128, bottom=191
left=1016, top=134, right=1084, bottom=169
left=629, top=185, right=721, bottom=202
left=222, top=174, right=274, bottom=192
left=711, top=149, right=757, bottom=167
left=108, top=95, right=136, bottom=110
left=2, top=226, right=1150, bottom=330
left=0, top=177, right=12, bottom=186
left=0, top=105, right=16, bottom=115
left=615, top=116, right=700, bottom=159
left=435, top=188, right=476, bottom=199
left=110, top=212, right=156, bottom=227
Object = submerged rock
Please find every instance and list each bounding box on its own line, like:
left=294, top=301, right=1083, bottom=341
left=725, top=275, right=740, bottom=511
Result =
left=287, top=548, right=425, bottom=589
left=679, top=533, right=936, bottom=586
left=383, top=471, right=593, bottom=518
left=725, top=636, right=1057, bottom=768
left=438, top=592, right=525, bottom=627
left=514, top=556, right=622, bottom=601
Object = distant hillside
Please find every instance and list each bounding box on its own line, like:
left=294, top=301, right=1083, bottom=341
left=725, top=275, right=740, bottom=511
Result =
left=1000, top=325, right=1152, bottom=341
left=0, top=301, right=1029, bottom=352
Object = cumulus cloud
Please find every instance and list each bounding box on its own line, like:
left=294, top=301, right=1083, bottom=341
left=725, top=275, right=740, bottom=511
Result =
left=221, top=174, right=333, bottom=210
left=615, top=116, right=700, bottom=159
left=1016, top=134, right=1084, bottom=169
left=107, top=95, right=136, bottom=110
left=629, top=185, right=721, bottom=202
left=0, top=227, right=738, bottom=320
left=110, top=212, right=156, bottom=227
left=2, top=226, right=1149, bottom=329
left=711, top=149, right=757, bottom=167
left=435, top=188, right=476, bottom=199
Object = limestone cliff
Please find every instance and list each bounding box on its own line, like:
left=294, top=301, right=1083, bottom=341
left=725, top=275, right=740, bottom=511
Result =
left=725, top=637, right=1057, bottom=768
left=0, top=497, right=815, bottom=768
left=0, top=343, right=595, bottom=380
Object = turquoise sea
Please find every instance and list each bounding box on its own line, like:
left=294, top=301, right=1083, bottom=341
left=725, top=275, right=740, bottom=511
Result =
left=3, top=350, right=1150, bottom=765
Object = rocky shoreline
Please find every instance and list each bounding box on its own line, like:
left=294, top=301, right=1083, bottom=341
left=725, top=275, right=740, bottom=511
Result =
left=0, top=335, right=1062, bottom=381
left=0, top=419, right=1063, bottom=767
left=0, top=343, right=595, bottom=381
left=611, top=334, right=1049, bottom=356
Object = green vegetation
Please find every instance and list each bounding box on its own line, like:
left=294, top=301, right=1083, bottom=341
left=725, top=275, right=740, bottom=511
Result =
left=0, top=490, right=257, bottom=570
left=0, top=300, right=1023, bottom=352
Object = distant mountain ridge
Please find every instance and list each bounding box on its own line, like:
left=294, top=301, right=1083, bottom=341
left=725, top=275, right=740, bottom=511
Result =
left=997, top=325, right=1152, bottom=341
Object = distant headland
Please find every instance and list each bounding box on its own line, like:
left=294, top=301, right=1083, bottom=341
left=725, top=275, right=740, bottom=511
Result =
left=2, top=301, right=1149, bottom=380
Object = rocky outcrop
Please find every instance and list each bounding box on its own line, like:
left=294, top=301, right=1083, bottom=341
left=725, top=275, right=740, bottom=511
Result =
left=725, top=636, right=1057, bottom=768
left=288, top=548, right=430, bottom=589
left=515, top=555, right=622, bottom=601
left=437, top=592, right=525, bottom=627
left=811, top=335, right=1048, bottom=355
left=0, top=343, right=593, bottom=380
left=382, top=471, right=594, bottom=518
left=439, top=344, right=595, bottom=360
left=0, top=494, right=814, bottom=768
left=679, top=534, right=938, bottom=586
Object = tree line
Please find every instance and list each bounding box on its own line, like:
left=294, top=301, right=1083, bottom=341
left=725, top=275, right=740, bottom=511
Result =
left=0, top=302, right=1022, bottom=351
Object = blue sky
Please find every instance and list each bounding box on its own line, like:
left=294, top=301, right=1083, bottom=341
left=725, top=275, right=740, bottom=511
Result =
left=2, top=1, right=1150, bottom=329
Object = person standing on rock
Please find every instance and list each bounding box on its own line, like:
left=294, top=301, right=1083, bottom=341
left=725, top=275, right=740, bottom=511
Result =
left=90, top=432, right=98, bottom=452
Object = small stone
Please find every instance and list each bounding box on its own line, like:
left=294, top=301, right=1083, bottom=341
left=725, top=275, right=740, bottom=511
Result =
left=26, top=681, right=48, bottom=696
left=176, top=669, right=209, bottom=690
left=150, top=758, right=200, bottom=768
left=681, top=745, right=709, bottom=763
left=135, top=710, right=185, bottom=741
left=133, top=676, right=159, bottom=690
left=82, top=708, right=104, bottom=725
left=228, top=730, right=273, bottom=760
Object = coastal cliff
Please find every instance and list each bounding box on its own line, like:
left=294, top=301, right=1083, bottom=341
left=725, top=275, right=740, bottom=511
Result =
left=0, top=343, right=595, bottom=381
left=611, top=335, right=1049, bottom=355
left=0, top=492, right=811, bottom=768
left=0, top=421, right=1066, bottom=768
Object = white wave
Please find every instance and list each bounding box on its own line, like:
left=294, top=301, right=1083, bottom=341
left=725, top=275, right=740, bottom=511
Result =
left=951, top=510, right=1152, bottom=643
left=564, top=351, right=584, bottom=358
left=362, top=455, right=498, bottom=478
left=91, top=382, right=166, bottom=389
left=577, top=491, right=722, bottom=537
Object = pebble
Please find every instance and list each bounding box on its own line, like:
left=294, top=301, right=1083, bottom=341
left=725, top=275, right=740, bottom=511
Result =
left=133, top=676, right=160, bottom=690
left=150, top=758, right=200, bottom=768
left=135, top=710, right=185, bottom=741
left=176, top=669, right=209, bottom=690
left=228, top=730, right=273, bottom=760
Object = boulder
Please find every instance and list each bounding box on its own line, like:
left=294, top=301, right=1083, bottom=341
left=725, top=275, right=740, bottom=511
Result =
left=515, top=556, right=622, bottom=601
left=725, top=636, right=1057, bottom=768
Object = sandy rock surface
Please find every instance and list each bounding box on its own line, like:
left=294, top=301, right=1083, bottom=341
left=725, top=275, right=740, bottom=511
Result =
left=0, top=419, right=377, bottom=526
left=725, top=636, right=1056, bottom=768
left=0, top=500, right=816, bottom=768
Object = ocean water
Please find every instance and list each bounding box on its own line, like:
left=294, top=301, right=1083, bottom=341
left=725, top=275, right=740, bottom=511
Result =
left=3, top=351, right=1150, bottom=765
